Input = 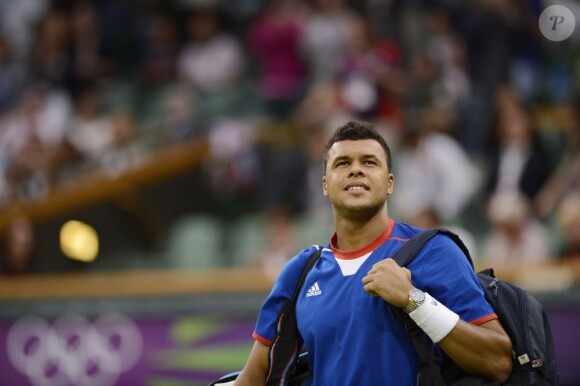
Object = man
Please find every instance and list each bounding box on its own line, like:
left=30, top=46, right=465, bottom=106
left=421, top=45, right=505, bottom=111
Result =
left=234, top=121, right=512, bottom=385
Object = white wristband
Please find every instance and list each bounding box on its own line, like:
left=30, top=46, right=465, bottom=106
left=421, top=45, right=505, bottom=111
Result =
left=408, top=292, right=459, bottom=343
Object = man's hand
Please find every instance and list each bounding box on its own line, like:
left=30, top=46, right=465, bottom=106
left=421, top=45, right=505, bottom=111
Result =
left=362, top=258, right=414, bottom=308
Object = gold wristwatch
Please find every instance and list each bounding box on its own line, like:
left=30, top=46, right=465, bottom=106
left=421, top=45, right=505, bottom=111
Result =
left=404, top=288, right=425, bottom=314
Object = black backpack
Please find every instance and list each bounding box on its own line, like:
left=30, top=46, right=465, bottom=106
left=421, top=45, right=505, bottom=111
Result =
left=391, top=228, right=559, bottom=386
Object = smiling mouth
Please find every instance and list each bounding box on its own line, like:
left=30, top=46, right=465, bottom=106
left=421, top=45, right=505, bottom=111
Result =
left=345, top=184, right=369, bottom=191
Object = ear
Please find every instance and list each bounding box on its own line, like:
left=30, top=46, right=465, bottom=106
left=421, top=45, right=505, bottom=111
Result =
left=386, top=173, right=394, bottom=195
left=322, top=175, right=328, bottom=197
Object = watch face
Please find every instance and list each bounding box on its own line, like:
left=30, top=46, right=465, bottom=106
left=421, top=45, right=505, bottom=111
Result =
left=405, top=289, right=425, bottom=313
left=411, top=289, right=425, bottom=303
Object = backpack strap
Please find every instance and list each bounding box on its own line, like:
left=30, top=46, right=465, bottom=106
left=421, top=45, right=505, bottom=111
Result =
left=391, top=228, right=474, bottom=269
left=265, top=247, right=322, bottom=386
left=392, top=309, right=446, bottom=386
left=390, top=228, right=473, bottom=386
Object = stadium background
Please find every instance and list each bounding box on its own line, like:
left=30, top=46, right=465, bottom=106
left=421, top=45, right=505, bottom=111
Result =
left=0, top=0, right=579, bottom=385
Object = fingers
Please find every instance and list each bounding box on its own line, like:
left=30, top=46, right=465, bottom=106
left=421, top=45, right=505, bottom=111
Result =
left=361, top=273, right=374, bottom=285
left=363, top=259, right=413, bottom=293
left=364, top=284, right=378, bottom=296
left=362, top=259, right=416, bottom=306
left=367, top=259, right=411, bottom=278
left=362, top=273, right=377, bottom=295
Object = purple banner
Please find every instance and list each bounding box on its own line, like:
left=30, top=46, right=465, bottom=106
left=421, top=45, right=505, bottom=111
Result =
left=1, top=307, right=578, bottom=385
left=0, top=312, right=255, bottom=386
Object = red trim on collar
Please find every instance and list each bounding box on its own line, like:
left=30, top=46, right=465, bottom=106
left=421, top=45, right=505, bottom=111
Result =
left=331, top=218, right=395, bottom=260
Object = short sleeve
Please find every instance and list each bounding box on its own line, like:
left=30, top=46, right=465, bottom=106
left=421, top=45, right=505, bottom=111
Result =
left=252, top=246, right=320, bottom=345
left=410, top=235, right=496, bottom=324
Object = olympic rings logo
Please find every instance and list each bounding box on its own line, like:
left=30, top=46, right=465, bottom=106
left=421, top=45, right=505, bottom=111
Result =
left=6, top=312, right=143, bottom=386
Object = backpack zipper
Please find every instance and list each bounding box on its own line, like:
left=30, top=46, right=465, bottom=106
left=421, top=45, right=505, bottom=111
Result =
left=488, top=278, right=499, bottom=299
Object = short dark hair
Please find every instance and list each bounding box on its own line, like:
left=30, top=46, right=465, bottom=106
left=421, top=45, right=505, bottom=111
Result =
left=323, top=120, right=392, bottom=174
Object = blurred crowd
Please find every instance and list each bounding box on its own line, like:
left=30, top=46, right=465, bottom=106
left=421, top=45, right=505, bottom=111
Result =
left=0, top=0, right=579, bottom=275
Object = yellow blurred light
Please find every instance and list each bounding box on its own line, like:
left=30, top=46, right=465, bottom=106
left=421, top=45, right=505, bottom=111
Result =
left=59, top=220, right=99, bottom=262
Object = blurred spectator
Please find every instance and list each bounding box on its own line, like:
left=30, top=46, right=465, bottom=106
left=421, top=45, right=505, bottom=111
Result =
left=155, top=85, right=199, bottom=145
left=136, top=12, right=179, bottom=88
left=505, top=1, right=545, bottom=105
left=535, top=109, right=580, bottom=219
left=0, top=215, right=37, bottom=275
left=0, top=0, right=48, bottom=61
left=0, top=35, right=27, bottom=112
left=302, top=122, right=333, bottom=221
left=255, top=120, right=309, bottom=214
left=61, top=90, right=145, bottom=178
left=300, top=0, right=361, bottom=83
left=556, top=191, right=580, bottom=261
left=99, top=110, right=148, bottom=175
left=204, top=118, right=260, bottom=218
left=201, top=117, right=261, bottom=265
left=257, top=206, right=300, bottom=280
left=176, top=6, right=249, bottom=125
left=68, top=0, right=104, bottom=94
left=390, top=113, right=481, bottom=224
left=1, top=85, right=73, bottom=199
left=293, top=77, right=351, bottom=130
left=248, top=0, right=308, bottom=118
left=335, top=17, right=404, bottom=123
left=22, top=86, right=73, bottom=152
left=4, top=134, right=51, bottom=200
left=31, top=9, right=74, bottom=90
left=484, top=86, right=556, bottom=207
left=453, top=0, right=521, bottom=154
left=97, top=0, right=139, bottom=79
left=421, top=7, right=471, bottom=123
left=65, top=85, right=114, bottom=169
left=177, top=7, right=244, bottom=94
left=482, top=190, right=553, bottom=266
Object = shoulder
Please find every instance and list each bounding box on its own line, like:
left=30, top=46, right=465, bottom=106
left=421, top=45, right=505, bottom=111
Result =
left=430, top=231, right=466, bottom=251
left=391, top=223, right=472, bottom=271
left=274, top=245, right=322, bottom=289
left=394, top=222, right=467, bottom=253
left=288, top=245, right=323, bottom=267
left=413, top=230, right=475, bottom=281
left=390, top=221, right=423, bottom=240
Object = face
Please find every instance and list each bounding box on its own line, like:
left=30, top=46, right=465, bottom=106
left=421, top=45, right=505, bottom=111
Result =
left=322, top=139, right=394, bottom=217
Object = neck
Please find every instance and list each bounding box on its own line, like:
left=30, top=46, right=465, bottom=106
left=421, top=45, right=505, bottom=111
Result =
left=333, top=206, right=390, bottom=251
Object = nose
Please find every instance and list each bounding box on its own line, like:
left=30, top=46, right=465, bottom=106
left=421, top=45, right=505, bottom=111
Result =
left=349, top=164, right=364, bottom=177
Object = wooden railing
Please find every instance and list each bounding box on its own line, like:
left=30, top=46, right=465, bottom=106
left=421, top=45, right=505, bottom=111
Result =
left=0, top=138, right=209, bottom=233
left=0, top=262, right=579, bottom=301
left=0, top=267, right=274, bottom=300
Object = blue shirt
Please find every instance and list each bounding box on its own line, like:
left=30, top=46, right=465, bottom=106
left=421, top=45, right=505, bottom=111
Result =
left=253, top=220, right=496, bottom=386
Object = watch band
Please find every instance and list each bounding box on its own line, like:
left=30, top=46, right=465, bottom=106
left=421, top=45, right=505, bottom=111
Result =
left=404, top=288, right=425, bottom=314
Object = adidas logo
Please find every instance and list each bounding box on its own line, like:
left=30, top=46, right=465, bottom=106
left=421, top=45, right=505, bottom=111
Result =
left=306, top=282, right=322, bottom=297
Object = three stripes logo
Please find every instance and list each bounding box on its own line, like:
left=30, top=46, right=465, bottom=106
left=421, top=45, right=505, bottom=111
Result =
left=306, top=282, right=322, bottom=297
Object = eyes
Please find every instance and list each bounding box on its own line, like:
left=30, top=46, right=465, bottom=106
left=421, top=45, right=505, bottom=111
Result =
left=335, top=159, right=378, bottom=167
